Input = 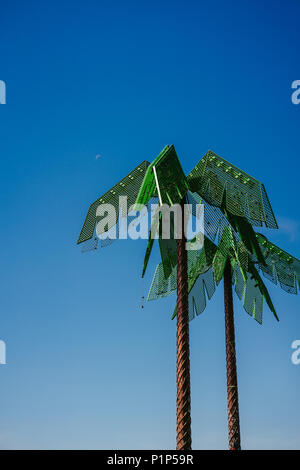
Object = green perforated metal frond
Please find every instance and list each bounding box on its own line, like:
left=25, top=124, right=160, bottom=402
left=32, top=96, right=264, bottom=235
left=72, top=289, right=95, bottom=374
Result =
left=147, top=263, right=177, bottom=301
left=147, top=236, right=218, bottom=322
left=80, top=228, right=99, bottom=252
left=187, top=150, right=278, bottom=228
left=147, top=247, right=203, bottom=302
left=188, top=190, right=268, bottom=269
left=159, top=237, right=177, bottom=279
left=187, top=191, right=229, bottom=242
left=147, top=257, right=217, bottom=324
left=224, top=210, right=267, bottom=266
left=141, top=210, right=178, bottom=280
left=187, top=269, right=216, bottom=321
left=256, top=233, right=300, bottom=294
left=213, top=226, right=237, bottom=284
left=135, top=145, right=189, bottom=207
left=243, top=274, right=264, bottom=323
left=134, top=147, right=168, bottom=207
left=232, top=260, right=278, bottom=323
left=188, top=191, right=259, bottom=265
left=233, top=262, right=245, bottom=301
left=233, top=264, right=263, bottom=324
left=187, top=237, right=217, bottom=291
left=154, top=145, right=189, bottom=205
left=77, top=160, right=150, bottom=244
left=142, top=234, right=155, bottom=278
left=80, top=218, right=122, bottom=253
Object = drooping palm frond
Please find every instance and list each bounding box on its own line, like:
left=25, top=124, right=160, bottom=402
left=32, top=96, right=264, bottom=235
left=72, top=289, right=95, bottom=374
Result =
left=187, top=150, right=278, bottom=229
left=77, top=160, right=150, bottom=244
left=187, top=191, right=227, bottom=242
left=172, top=236, right=217, bottom=321
left=142, top=233, right=155, bottom=278
left=247, top=262, right=278, bottom=321
left=213, top=226, right=238, bottom=284
left=256, top=233, right=300, bottom=294
left=141, top=212, right=178, bottom=279
left=147, top=235, right=217, bottom=321
left=187, top=190, right=267, bottom=267
left=232, top=260, right=278, bottom=323
left=222, top=209, right=267, bottom=267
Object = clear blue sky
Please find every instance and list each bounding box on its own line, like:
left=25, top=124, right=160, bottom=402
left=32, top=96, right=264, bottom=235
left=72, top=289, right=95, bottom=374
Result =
left=0, top=0, right=300, bottom=450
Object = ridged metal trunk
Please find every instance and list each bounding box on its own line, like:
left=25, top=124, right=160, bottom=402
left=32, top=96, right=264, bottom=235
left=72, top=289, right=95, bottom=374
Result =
left=176, top=201, right=192, bottom=450
left=224, top=260, right=241, bottom=450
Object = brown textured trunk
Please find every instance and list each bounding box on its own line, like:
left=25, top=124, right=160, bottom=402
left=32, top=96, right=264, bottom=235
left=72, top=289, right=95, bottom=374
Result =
left=176, top=200, right=192, bottom=450
left=224, top=260, right=241, bottom=450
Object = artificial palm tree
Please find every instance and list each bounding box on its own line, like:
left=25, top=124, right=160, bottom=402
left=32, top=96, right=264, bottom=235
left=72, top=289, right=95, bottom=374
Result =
left=147, top=151, right=300, bottom=450
left=133, top=146, right=193, bottom=449
left=186, top=152, right=299, bottom=449
left=78, top=145, right=193, bottom=449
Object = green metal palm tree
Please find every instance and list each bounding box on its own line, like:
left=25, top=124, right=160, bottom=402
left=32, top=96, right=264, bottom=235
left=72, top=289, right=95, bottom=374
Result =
left=77, top=145, right=193, bottom=449
left=134, top=145, right=193, bottom=449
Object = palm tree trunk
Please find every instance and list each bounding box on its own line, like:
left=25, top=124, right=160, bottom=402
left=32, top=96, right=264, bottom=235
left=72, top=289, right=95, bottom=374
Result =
left=224, top=260, right=241, bottom=450
left=176, top=200, right=192, bottom=450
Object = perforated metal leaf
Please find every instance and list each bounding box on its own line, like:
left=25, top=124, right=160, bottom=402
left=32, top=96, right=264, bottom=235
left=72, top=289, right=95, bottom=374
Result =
left=256, top=233, right=300, bottom=294
left=187, top=191, right=228, bottom=242
left=243, top=274, right=264, bottom=323
left=135, top=145, right=189, bottom=207
left=213, top=226, right=236, bottom=284
left=77, top=160, right=150, bottom=244
left=187, top=150, right=278, bottom=228
left=187, top=191, right=261, bottom=268
left=187, top=269, right=216, bottom=321
left=147, top=247, right=203, bottom=302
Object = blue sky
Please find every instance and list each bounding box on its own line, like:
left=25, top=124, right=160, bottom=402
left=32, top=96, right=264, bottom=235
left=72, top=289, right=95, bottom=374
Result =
left=0, top=0, right=300, bottom=449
